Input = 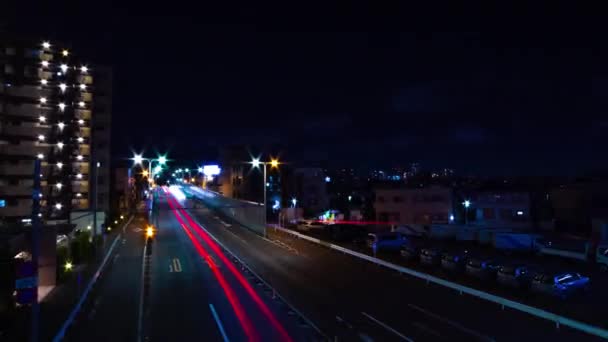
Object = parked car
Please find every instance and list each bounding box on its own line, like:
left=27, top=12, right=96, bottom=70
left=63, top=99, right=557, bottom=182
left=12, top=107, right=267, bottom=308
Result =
left=465, top=256, right=502, bottom=280
left=296, top=220, right=326, bottom=232
left=530, top=271, right=590, bottom=299
left=440, top=249, right=471, bottom=273
left=420, top=247, right=444, bottom=267
left=496, top=263, right=537, bottom=289
left=367, top=232, right=407, bottom=253
left=400, top=238, right=427, bottom=261
left=326, top=224, right=367, bottom=242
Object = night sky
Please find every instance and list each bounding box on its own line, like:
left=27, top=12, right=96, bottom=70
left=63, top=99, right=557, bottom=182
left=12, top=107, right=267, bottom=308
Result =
left=3, top=1, right=606, bottom=175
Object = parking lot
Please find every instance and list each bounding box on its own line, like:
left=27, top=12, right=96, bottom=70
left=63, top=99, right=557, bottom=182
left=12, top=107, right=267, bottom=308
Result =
left=278, top=224, right=608, bottom=329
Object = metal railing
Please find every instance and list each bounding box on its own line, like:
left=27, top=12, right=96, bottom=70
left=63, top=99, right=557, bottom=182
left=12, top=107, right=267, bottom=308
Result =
left=271, top=225, right=608, bottom=339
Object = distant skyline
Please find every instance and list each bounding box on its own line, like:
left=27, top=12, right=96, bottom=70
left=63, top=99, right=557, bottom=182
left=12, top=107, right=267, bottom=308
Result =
left=3, top=1, right=605, bottom=176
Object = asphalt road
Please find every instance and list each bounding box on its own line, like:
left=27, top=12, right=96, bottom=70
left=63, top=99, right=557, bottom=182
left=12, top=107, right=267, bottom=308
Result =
left=146, top=188, right=317, bottom=342
left=184, top=196, right=604, bottom=341
left=66, top=216, right=146, bottom=341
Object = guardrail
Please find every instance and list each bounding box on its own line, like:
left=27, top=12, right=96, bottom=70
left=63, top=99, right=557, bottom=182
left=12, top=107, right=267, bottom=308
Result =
left=270, top=225, right=608, bottom=339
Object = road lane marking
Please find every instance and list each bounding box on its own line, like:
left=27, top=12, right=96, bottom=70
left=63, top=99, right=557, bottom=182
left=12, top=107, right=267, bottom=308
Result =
left=412, top=322, right=442, bottom=339
left=173, top=258, right=182, bottom=272
left=407, top=304, right=494, bottom=341
left=361, top=311, right=414, bottom=342
left=209, top=303, right=230, bottom=342
left=137, top=238, right=149, bottom=342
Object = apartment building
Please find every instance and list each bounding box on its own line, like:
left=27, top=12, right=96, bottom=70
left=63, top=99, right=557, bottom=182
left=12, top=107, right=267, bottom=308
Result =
left=0, top=38, right=96, bottom=226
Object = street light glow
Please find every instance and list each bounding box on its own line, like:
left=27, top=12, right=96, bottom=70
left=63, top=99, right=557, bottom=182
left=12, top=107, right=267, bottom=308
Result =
left=158, top=155, right=167, bottom=165
left=142, top=170, right=149, bottom=177
left=251, top=158, right=261, bottom=168
left=133, top=154, right=143, bottom=165
left=463, top=200, right=471, bottom=208
left=270, top=159, right=279, bottom=168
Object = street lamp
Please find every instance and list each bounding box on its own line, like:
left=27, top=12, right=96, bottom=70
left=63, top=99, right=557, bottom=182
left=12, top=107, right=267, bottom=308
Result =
left=463, top=200, right=471, bottom=225
left=249, top=157, right=281, bottom=226
left=131, top=153, right=168, bottom=183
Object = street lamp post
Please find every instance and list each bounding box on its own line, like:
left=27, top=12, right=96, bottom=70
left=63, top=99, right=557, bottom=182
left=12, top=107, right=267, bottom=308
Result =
left=463, top=200, right=471, bottom=225
left=132, top=153, right=167, bottom=184
left=250, top=157, right=280, bottom=229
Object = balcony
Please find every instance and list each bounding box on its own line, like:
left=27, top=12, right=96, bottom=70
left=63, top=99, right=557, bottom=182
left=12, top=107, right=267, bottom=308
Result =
left=0, top=162, right=36, bottom=175
left=72, top=198, right=90, bottom=209
left=5, top=103, right=41, bottom=117
left=0, top=143, right=50, bottom=156
left=0, top=185, right=32, bottom=197
left=78, top=92, right=93, bottom=102
left=38, top=70, right=53, bottom=80
left=77, top=75, right=93, bottom=85
left=76, top=109, right=92, bottom=120
left=79, top=127, right=91, bottom=138
left=71, top=181, right=89, bottom=193
left=40, top=52, right=53, bottom=62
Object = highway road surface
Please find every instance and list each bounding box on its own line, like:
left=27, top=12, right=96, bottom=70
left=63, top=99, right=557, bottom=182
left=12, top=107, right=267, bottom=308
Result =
left=183, top=190, right=604, bottom=341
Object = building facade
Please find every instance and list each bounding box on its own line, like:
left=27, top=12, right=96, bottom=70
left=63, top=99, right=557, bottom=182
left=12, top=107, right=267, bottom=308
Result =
left=0, top=38, right=97, bottom=226
left=374, top=186, right=454, bottom=225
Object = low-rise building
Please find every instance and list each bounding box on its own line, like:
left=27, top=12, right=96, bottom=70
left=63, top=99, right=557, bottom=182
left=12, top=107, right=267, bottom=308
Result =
left=374, top=185, right=454, bottom=225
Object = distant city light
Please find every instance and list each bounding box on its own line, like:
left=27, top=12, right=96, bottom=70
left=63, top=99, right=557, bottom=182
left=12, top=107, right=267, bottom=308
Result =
left=449, top=214, right=455, bottom=222
left=76, top=173, right=83, bottom=179
left=56, top=183, right=63, bottom=190
left=41, top=60, right=49, bottom=67
left=58, top=122, right=65, bottom=130
left=158, top=155, right=167, bottom=165
left=251, top=158, right=261, bottom=168
left=55, top=203, right=62, bottom=210
left=38, top=134, right=45, bottom=141
left=40, top=79, right=48, bottom=85
left=60, top=64, right=68, bottom=73
left=58, top=103, right=66, bottom=111
left=76, top=155, right=83, bottom=161
left=76, top=193, right=82, bottom=197
left=59, top=83, right=67, bottom=92
left=202, top=165, right=221, bottom=177
left=39, top=116, right=46, bottom=123
left=270, top=159, right=279, bottom=168
left=62, top=49, right=69, bottom=57
left=78, top=101, right=85, bottom=107
left=57, top=142, right=64, bottom=149
left=64, top=261, right=73, bottom=271
left=463, top=200, right=471, bottom=208
left=42, top=41, right=51, bottom=49
left=57, top=162, right=63, bottom=169
left=37, top=153, right=44, bottom=159
left=39, top=97, right=47, bottom=104
left=517, top=211, right=524, bottom=216
left=79, top=84, right=86, bottom=90
left=78, top=119, right=84, bottom=125
left=80, top=66, right=88, bottom=73
left=77, top=137, right=84, bottom=143
left=325, top=176, right=331, bottom=183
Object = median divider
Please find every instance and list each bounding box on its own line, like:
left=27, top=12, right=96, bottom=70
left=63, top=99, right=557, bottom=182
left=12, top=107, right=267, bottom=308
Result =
left=270, top=225, right=608, bottom=339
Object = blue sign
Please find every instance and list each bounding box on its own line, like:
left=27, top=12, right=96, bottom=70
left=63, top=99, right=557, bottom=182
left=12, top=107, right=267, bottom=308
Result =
left=0, top=199, right=5, bottom=208
left=16, top=276, right=38, bottom=289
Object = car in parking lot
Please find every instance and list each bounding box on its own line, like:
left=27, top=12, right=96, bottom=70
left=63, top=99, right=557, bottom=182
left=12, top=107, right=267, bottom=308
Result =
left=420, top=247, right=444, bottom=267
left=496, top=263, right=534, bottom=289
left=296, top=220, right=326, bottom=232
left=465, top=256, right=502, bottom=280
left=440, top=249, right=471, bottom=273
left=400, top=238, right=428, bottom=261
left=326, top=223, right=367, bottom=242
left=530, top=271, right=590, bottom=299
left=367, top=232, right=407, bottom=253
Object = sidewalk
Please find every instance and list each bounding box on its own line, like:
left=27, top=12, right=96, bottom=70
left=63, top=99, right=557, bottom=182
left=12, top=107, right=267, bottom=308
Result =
left=4, top=224, right=127, bottom=342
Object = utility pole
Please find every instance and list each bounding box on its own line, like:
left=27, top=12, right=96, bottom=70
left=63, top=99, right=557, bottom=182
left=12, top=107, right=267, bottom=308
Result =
left=30, top=159, right=41, bottom=342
